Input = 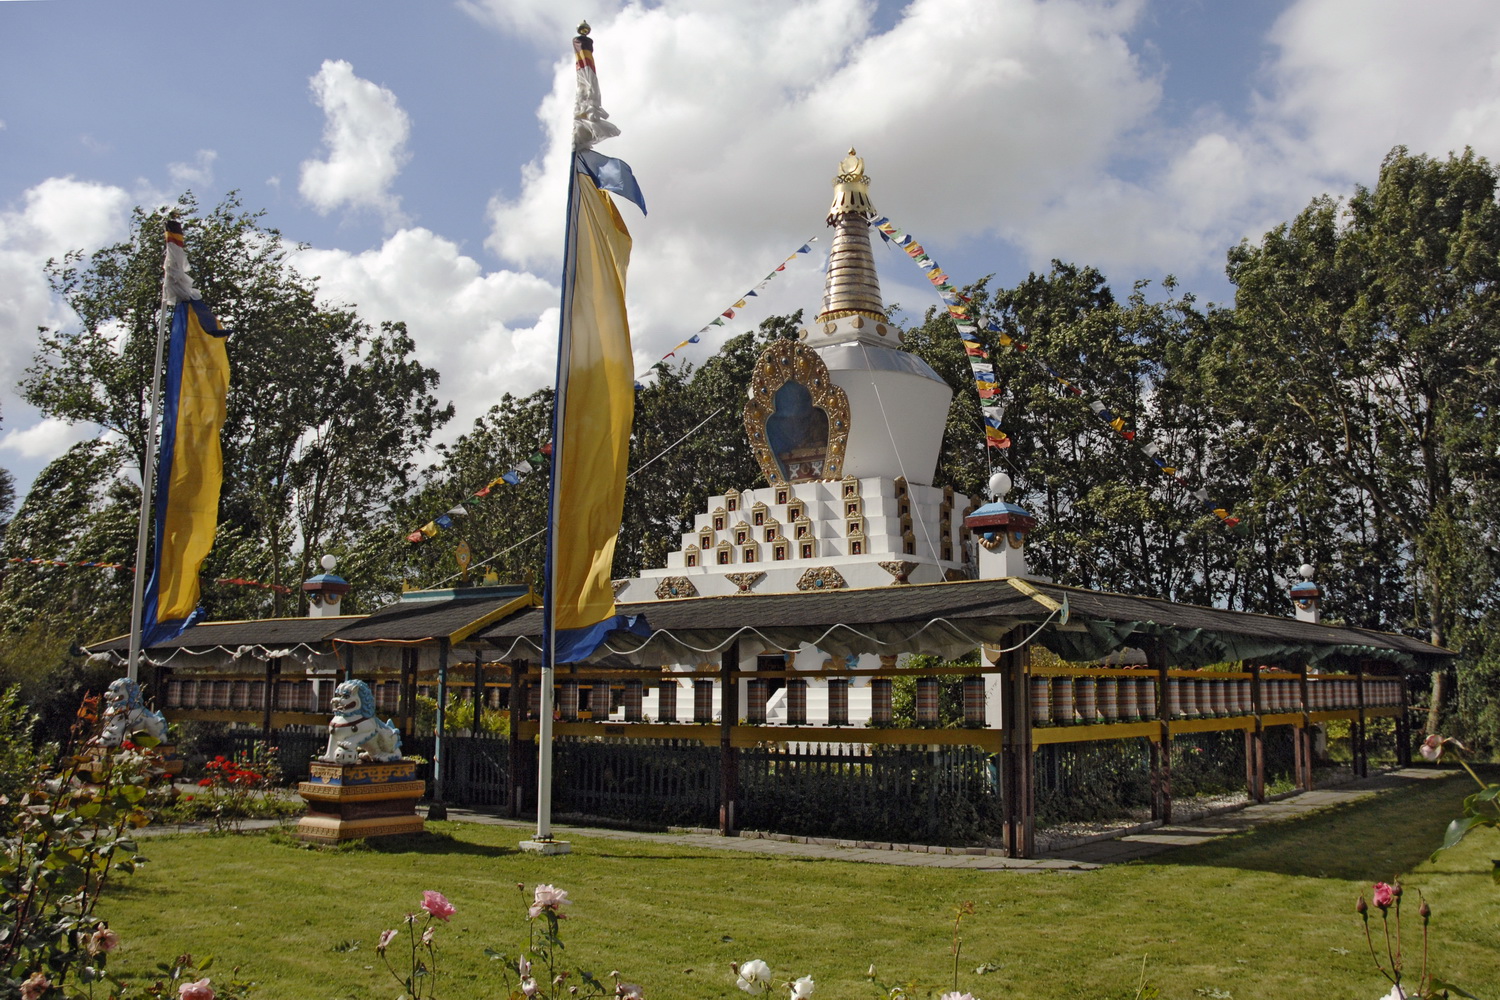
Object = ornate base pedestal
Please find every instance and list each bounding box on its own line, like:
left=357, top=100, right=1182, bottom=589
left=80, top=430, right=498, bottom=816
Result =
left=296, top=759, right=426, bottom=843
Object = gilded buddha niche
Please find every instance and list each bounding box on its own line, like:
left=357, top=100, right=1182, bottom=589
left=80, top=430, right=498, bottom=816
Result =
left=744, top=339, right=850, bottom=484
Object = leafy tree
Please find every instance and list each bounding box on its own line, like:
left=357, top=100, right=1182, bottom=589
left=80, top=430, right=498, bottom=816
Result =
left=8, top=193, right=450, bottom=627
left=1206, top=147, right=1500, bottom=729
left=0, top=408, right=14, bottom=548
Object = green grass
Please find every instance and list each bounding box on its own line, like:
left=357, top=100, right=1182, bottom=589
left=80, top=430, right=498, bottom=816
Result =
left=98, top=770, right=1500, bottom=1000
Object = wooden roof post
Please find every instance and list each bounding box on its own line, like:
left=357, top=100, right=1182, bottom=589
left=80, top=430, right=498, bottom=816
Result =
left=1145, top=635, right=1172, bottom=824
left=473, top=653, right=484, bottom=738
left=720, top=639, right=740, bottom=835
left=999, top=626, right=1035, bottom=858
left=429, top=638, right=450, bottom=821
left=1297, top=662, right=1314, bottom=792
left=1247, top=661, right=1265, bottom=803
left=1355, top=659, right=1368, bottom=779
left=508, top=659, right=526, bottom=818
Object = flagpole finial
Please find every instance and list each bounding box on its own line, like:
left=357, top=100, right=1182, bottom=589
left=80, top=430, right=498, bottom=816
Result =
left=572, top=18, right=620, bottom=151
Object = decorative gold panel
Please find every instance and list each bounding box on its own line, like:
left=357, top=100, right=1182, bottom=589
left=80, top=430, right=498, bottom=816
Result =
left=744, top=339, right=851, bottom=485
left=655, top=576, right=698, bottom=600
left=796, top=566, right=848, bottom=591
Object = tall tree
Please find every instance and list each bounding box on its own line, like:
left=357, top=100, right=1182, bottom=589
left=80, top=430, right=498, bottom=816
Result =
left=1207, top=147, right=1500, bottom=728
left=7, top=193, right=450, bottom=627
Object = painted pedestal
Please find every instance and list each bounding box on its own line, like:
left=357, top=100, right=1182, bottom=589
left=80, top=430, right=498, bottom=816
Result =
left=296, top=759, right=426, bottom=843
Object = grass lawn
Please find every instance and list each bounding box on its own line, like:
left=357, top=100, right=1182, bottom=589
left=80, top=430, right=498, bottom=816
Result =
left=99, top=769, right=1500, bottom=1000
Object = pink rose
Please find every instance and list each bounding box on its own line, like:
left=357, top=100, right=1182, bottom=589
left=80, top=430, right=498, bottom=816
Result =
left=1373, top=882, right=1396, bottom=909
left=522, top=976, right=540, bottom=996
left=20, top=972, right=51, bottom=1000
left=377, top=928, right=399, bottom=953
left=1419, top=735, right=1443, bottom=761
left=422, top=890, right=455, bottom=922
left=529, top=883, right=570, bottom=918
left=89, top=926, right=121, bottom=955
left=179, top=978, right=215, bottom=1000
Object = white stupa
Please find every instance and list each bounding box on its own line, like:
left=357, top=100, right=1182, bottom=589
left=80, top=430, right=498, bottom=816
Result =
left=618, top=151, right=974, bottom=603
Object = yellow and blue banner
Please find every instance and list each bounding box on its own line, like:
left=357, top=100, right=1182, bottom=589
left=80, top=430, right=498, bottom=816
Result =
left=141, top=275, right=229, bottom=645
left=546, top=151, right=649, bottom=662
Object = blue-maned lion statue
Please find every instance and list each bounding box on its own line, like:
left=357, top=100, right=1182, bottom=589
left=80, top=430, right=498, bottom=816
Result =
left=320, top=679, right=403, bottom=764
left=96, top=677, right=168, bottom=747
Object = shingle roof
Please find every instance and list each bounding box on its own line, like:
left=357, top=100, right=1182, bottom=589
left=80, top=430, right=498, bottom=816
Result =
left=88, top=577, right=1450, bottom=670
left=88, top=615, right=358, bottom=653
left=472, top=577, right=1452, bottom=670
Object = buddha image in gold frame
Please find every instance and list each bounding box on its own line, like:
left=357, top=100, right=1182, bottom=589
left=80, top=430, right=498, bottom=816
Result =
left=743, top=340, right=850, bottom=484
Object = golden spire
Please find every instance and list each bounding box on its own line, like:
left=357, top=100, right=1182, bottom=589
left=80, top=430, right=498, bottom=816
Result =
left=817, top=149, right=886, bottom=325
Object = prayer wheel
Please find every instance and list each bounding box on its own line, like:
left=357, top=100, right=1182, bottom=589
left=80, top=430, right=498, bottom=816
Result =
left=1074, top=676, right=1098, bottom=725
left=623, top=679, right=643, bottom=722
left=962, top=675, right=986, bottom=726
left=872, top=678, right=893, bottom=726
left=1050, top=676, right=1075, bottom=726
left=1117, top=676, right=1139, bottom=722
left=786, top=678, right=808, bottom=726
left=1097, top=676, right=1119, bottom=723
left=746, top=678, right=768, bottom=724
left=560, top=680, right=580, bottom=721
left=916, top=677, right=940, bottom=725
left=656, top=679, right=677, bottom=723
left=693, top=680, right=714, bottom=723
left=1136, top=677, right=1156, bottom=721
left=827, top=677, right=849, bottom=726
left=1030, top=676, right=1051, bottom=725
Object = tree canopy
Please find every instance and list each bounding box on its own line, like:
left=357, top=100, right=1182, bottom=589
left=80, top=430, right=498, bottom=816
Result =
left=3, top=193, right=450, bottom=636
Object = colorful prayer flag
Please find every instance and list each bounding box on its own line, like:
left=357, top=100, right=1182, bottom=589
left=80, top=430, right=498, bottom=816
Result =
left=140, top=220, right=229, bottom=646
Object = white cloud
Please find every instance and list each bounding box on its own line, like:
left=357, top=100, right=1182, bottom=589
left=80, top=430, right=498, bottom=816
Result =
left=168, top=149, right=218, bottom=190
left=0, top=176, right=132, bottom=394
left=0, top=176, right=131, bottom=492
left=291, top=228, right=560, bottom=437
left=0, top=417, right=94, bottom=460
left=298, top=59, right=412, bottom=228
left=484, top=0, right=1163, bottom=365
left=458, top=0, right=626, bottom=44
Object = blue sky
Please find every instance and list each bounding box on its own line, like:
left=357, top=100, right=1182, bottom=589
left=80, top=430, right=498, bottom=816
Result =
left=2, top=0, right=1498, bottom=513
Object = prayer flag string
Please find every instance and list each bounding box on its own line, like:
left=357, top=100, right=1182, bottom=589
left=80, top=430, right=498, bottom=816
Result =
left=404, top=443, right=554, bottom=545
left=872, top=217, right=1241, bottom=530
left=5, top=556, right=294, bottom=593
left=409, top=241, right=822, bottom=546
left=636, top=237, right=819, bottom=386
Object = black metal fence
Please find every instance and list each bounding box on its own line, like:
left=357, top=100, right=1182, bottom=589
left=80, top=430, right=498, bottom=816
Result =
left=212, top=724, right=1317, bottom=843
left=738, top=742, right=1001, bottom=844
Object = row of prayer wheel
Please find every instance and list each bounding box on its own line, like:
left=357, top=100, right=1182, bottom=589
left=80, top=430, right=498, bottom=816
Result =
left=1030, top=674, right=1405, bottom=726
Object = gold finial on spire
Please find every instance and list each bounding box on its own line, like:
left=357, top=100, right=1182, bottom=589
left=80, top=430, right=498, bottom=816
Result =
left=827, top=147, right=876, bottom=225
left=577, top=20, right=591, bottom=36
left=818, top=148, right=886, bottom=325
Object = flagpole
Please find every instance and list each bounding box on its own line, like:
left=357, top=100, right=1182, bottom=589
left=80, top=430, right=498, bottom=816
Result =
left=534, top=159, right=581, bottom=846
left=125, top=216, right=177, bottom=683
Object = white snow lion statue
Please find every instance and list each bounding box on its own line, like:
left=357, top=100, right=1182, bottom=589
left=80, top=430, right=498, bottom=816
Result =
left=321, top=679, right=403, bottom=764
left=96, top=677, right=168, bottom=746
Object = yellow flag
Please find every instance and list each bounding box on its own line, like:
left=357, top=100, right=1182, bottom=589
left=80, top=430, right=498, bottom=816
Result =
left=550, top=166, right=644, bottom=660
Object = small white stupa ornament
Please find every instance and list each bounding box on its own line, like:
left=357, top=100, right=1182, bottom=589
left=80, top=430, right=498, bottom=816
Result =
left=303, top=554, right=351, bottom=618
left=964, top=471, right=1039, bottom=580
left=1289, top=563, right=1320, bottom=623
